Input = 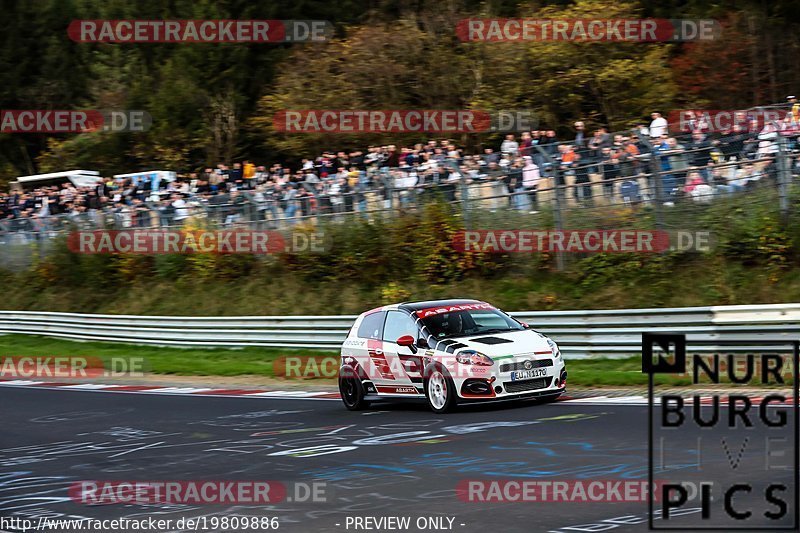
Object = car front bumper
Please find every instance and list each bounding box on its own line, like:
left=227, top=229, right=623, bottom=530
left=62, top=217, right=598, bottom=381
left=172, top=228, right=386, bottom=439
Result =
left=456, top=356, right=567, bottom=400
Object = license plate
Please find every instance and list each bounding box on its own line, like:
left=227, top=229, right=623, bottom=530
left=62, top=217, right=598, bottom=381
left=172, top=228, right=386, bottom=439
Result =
left=510, top=368, right=548, bottom=381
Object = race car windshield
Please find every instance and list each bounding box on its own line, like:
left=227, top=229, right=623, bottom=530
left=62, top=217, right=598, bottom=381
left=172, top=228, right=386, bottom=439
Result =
left=420, top=309, right=525, bottom=339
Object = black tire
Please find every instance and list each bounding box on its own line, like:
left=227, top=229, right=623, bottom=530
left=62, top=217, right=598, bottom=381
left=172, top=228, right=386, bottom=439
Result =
left=423, top=365, right=458, bottom=413
left=338, top=368, right=370, bottom=411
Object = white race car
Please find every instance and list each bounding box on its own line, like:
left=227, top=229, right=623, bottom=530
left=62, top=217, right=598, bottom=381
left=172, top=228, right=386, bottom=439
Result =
left=338, top=299, right=567, bottom=412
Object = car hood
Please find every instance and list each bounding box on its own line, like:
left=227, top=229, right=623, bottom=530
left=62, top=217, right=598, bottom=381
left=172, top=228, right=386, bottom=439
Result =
left=444, top=329, right=553, bottom=358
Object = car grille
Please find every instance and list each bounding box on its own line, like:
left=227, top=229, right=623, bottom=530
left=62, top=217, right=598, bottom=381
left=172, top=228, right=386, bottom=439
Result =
left=503, top=376, right=552, bottom=393
left=500, top=359, right=554, bottom=373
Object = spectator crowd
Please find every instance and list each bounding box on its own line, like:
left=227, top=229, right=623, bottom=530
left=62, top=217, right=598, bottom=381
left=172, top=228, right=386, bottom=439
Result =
left=3, top=100, right=800, bottom=235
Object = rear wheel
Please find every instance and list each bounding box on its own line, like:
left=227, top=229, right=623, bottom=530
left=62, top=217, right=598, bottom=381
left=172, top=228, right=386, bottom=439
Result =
left=424, top=366, right=457, bottom=413
left=339, top=368, right=370, bottom=411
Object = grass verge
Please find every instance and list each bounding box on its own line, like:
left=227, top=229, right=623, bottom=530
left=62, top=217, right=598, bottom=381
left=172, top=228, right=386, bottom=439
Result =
left=5, top=334, right=792, bottom=388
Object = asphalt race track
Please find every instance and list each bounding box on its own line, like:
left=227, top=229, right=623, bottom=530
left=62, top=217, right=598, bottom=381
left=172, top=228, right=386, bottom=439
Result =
left=1, top=387, right=796, bottom=533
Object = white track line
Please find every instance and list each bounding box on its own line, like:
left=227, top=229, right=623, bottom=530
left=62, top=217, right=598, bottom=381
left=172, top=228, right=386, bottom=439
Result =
left=145, top=387, right=215, bottom=394
left=0, top=381, right=340, bottom=400
left=0, top=381, right=793, bottom=405
left=57, top=383, right=121, bottom=389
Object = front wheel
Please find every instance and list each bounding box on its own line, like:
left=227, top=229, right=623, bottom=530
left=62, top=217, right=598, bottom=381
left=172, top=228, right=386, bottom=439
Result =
left=339, top=368, right=370, bottom=411
left=424, top=366, right=457, bottom=413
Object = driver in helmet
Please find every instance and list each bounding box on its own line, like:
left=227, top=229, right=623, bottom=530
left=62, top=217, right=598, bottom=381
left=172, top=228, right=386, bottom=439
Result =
left=440, top=312, right=464, bottom=337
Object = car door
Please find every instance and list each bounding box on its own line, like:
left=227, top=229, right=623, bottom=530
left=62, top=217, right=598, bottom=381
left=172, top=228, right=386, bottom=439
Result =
left=349, top=310, right=386, bottom=387
left=379, top=310, right=423, bottom=394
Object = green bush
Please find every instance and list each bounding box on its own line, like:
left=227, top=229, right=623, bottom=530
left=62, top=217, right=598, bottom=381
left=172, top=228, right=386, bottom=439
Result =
left=3, top=193, right=800, bottom=315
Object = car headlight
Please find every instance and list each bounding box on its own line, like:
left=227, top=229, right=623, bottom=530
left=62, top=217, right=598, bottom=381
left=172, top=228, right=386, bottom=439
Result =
left=456, top=350, right=494, bottom=366
left=547, top=338, right=561, bottom=359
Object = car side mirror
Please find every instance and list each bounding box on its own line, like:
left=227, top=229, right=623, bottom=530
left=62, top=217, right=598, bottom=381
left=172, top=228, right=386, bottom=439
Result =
left=520, top=322, right=530, bottom=329
left=397, top=335, right=415, bottom=346
left=396, top=334, right=417, bottom=353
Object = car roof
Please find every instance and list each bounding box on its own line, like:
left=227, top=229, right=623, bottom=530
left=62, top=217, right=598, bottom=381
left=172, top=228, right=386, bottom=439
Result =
left=397, top=299, right=485, bottom=312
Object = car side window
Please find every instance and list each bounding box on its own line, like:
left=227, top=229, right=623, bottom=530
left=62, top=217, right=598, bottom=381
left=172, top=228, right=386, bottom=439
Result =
left=382, top=311, right=419, bottom=343
left=357, top=311, right=386, bottom=340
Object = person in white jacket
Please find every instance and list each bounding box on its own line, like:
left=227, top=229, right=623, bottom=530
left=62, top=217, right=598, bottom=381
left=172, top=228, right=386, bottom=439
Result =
left=649, top=112, right=668, bottom=138
left=172, top=194, right=190, bottom=222
left=521, top=156, right=541, bottom=213
left=757, top=122, right=779, bottom=158
left=500, top=134, right=519, bottom=157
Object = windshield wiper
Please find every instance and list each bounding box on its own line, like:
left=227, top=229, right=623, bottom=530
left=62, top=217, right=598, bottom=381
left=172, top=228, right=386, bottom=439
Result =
left=435, top=327, right=521, bottom=339
left=472, top=328, right=519, bottom=335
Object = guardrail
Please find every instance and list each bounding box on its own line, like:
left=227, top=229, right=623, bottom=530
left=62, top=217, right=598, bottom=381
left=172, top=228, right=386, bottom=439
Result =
left=1, top=304, right=799, bottom=358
